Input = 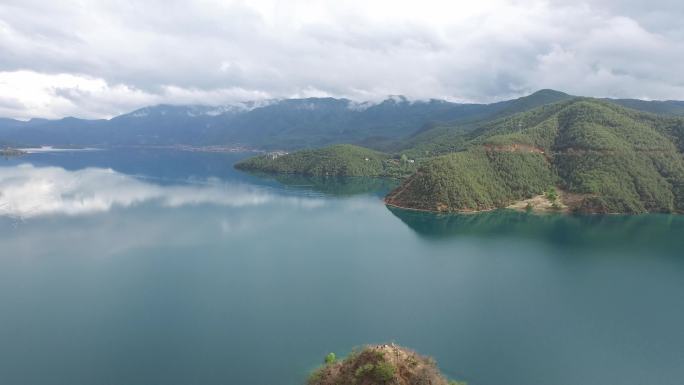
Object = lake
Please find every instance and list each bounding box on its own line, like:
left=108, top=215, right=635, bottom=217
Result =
left=1, top=148, right=683, bottom=385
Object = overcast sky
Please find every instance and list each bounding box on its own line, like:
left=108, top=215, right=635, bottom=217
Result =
left=1, top=0, right=684, bottom=119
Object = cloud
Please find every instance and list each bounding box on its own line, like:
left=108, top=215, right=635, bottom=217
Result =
left=0, top=164, right=324, bottom=218
left=1, top=0, right=684, bottom=118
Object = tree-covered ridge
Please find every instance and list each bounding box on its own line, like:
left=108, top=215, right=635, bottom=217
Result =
left=387, top=99, right=684, bottom=214
left=235, top=144, right=417, bottom=177
left=386, top=149, right=556, bottom=211
left=395, top=99, right=574, bottom=158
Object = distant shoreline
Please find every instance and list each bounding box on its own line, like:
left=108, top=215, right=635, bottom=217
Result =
left=5, top=144, right=269, bottom=154
left=114, top=144, right=266, bottom=153
left=384, top=200, right=498, bottom=214
left=20, top=146, right=101, bottom=154
left=1, top=147, right=27, bottom=157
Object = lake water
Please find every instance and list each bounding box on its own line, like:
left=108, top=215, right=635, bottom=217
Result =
left=1, top=149, right=683, bottom=385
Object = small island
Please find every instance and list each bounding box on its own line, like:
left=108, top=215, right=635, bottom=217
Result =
left=0, top=147, right=26, bottom=157
left=308, top=344, right=465, bottom=385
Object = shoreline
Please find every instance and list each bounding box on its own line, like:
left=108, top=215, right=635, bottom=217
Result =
left=1, top=147, right=27, bottom=157
left=384, top=200, right=499, bottom=214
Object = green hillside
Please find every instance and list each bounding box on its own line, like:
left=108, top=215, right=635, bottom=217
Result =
left=390, top=89, right=574, bottom=155
left=235, top=144, right=417, bottom=177
left=386, top=148, right=556, bottom=211
left=235, top=97, right=684, bottom=214
left=387, top=99, right=684, bottom=214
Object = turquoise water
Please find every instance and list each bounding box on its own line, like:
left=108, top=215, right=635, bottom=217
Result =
left=1, top=149, right=683, bottom=385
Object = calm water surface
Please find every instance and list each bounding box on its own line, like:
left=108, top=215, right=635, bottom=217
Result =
left=1, top=149, right=683, bottom=385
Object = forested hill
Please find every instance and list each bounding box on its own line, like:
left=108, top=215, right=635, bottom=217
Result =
left=235, top=144, right=417, bottom=178
left=386, top=99, right=684, bottom=214
left=384, top=94, right=684, bottom=157
left=239, top=98, right=684, bottom=214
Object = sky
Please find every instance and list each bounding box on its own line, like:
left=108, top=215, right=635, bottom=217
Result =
left=1, top=0, right=684, bottom=119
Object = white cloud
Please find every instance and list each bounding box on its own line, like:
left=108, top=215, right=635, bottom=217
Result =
left=0, top=71, right=153, bottom=119
left=0, top=164, right=325, bottom=218
left=1, top=0, right=684, bottom=118
left=0, top=71, right=276, bottom=119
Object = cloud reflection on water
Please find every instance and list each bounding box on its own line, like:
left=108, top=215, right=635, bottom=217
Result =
left=0, top=164, right=325, bottom=218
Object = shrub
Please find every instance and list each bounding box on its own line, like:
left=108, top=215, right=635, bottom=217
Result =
left=546, top=187, right=558, bottom=202
left=373, top=361, right=396, bottom=382
left=355, top=363, right=375, bottom=378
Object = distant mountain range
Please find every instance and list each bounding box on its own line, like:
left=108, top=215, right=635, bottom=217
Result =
left=3, top=89, right=684, bottom=150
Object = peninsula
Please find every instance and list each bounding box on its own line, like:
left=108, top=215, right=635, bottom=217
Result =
left=236, top=95, right=684, bottom=214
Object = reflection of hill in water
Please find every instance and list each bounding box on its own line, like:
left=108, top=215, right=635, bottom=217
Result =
left=255, top=173, right=400, bottom=197
left=388, top=206, right=684, bottom=253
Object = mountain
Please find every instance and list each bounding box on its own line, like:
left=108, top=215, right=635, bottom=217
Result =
left=386, top=99, right=684, bottom=214
left=242, top=97, right=684, bottom=214
left=0, top=116, right=107, bottom=146
left=4, top=90, right=684, bottom=152
left=234, top=96, right=684, bottom=214
left=610, top=98, right=684, bottom=116
left=206, top=97, right=477, bottom=149
left=484, top=89, right=574, bottom=118
left=389, top=89, right=574, bottom=153
left=0, top=98, right=487, bottom=149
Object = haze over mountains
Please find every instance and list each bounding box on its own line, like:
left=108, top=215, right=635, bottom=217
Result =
left=3, top=89, right=684, bottom=150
